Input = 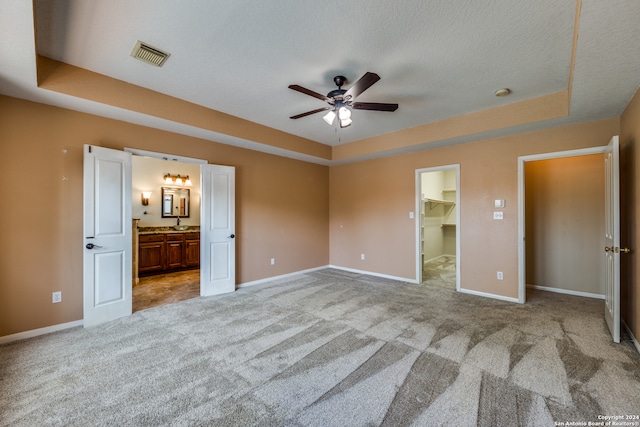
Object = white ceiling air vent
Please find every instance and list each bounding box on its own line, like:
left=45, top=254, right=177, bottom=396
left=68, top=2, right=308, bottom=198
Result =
left=130, top=41, right=170, bottom=67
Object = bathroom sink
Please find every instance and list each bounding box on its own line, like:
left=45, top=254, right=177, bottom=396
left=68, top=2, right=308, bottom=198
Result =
left=173, top=225, right=189, bottom=231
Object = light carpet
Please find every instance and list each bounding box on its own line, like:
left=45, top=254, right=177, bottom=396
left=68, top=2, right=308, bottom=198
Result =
left=1, top=268, right=639, bottom=426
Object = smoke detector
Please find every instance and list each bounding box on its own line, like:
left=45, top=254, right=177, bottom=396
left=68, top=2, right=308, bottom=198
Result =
left=130, top=41, right=170, bottom=67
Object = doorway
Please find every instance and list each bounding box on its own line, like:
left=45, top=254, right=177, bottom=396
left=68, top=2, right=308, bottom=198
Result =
left=416, top=165, right=460, bottom=290
left=524, top=154, right=605, bottom=300
left=517, top=145, right=609, bottom=303
left=130, top=152, right=204, bottom=312
left=84, top=145, right=237, bottom=326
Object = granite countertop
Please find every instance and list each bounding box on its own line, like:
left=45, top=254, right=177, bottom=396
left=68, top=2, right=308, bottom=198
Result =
left=138, top=226, right=200, bottom=235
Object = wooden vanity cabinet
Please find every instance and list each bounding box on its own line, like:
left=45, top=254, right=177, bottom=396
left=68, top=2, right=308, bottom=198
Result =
left=138, top=234, right=165, bottom=274
left=138, top=232, right=200, bottom=275
left=166, top=234, right=185, bottom=270
left=184, top=233, right=200, bottom=267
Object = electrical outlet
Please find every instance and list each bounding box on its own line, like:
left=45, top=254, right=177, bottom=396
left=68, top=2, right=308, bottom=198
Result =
left=361, top=253, right=365, bottom=260
left=52, top=291, right=62, bottom=303
left=497, top=272, right=503, bottom=280
left=270, top=258, right=275, bottom=266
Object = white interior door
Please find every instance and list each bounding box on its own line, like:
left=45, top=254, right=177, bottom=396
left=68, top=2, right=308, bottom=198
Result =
left=200, top=164, right=236, bottom=296
left=604, top=135, right=620, bottom=343
left=83, top=145, right=132, bottom=327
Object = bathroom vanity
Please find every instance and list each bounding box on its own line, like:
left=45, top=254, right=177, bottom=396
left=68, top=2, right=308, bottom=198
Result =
left=138, top=227, right=200, bottom=275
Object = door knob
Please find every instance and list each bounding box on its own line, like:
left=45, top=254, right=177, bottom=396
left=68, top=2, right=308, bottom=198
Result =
left=229, top=234, right=235, bottom=239
left=621, top=247, right=631, bottom=254
left=605, top=246, right=612, bottom=252
left=85, top=243, right=103, bottom=249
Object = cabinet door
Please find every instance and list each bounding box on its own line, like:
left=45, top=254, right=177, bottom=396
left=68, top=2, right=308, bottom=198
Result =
left=184, top=239, right=200, bottom=267
left=166, top=234, right=184, bottom=270
left=139, top=242, right=165, bottom=274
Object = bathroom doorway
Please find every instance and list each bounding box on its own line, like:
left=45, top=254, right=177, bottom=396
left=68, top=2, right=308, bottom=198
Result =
left=130, top=150, right=204, bottom=312
left=416, top=165, right=460, bottom=290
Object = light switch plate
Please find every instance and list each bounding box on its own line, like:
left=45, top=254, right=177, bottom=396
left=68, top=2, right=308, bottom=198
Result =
left=494, top=199, right=505, bottom=208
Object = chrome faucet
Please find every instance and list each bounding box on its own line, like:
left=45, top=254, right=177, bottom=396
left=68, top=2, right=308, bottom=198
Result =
left=176, top=216, right=181, bottom=226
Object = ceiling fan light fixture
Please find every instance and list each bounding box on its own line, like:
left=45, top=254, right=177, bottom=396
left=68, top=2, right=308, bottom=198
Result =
left=323, top=110, right=336, bottom=125
left=340, top=117, right=352, bottom=128
left=338, top=106, right=351, bottom=120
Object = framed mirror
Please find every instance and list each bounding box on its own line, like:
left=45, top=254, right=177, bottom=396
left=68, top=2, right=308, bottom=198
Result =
left=161, top=187, right=190, bottom=218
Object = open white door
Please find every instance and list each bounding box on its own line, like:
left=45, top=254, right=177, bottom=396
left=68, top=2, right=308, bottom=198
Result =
left=83, top=145, right=132, bottom=327
left=604, top=136, right=620, bottom=343
left=200, top=164, right=236, bottom=296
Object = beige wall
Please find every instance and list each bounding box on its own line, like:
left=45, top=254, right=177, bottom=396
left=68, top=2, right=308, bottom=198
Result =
left=620, top=87, right=640, bottom=342
left=525, top=155, right=604, bottom=295
left=1, top=90, right=633, bottom=339
left=330, top=118, right=620, bottom=299
left=0, top=95, right=329, bottom=337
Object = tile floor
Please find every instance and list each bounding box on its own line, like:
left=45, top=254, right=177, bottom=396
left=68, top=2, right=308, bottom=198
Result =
left=133, top=269, right=200, bottom=312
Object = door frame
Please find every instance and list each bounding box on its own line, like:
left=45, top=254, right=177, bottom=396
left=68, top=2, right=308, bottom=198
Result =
left=415, top=164, right=461, bottom=290
left=125, top=147, right=209, bottom=293
left=517, top=145, right=608, bottom=304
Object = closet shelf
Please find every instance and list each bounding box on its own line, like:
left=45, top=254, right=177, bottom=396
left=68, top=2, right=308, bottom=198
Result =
left=441, top=188, right=456, bottom=193
left=441, top=223, right=456, bottom=229
left=424, top=198, right=456, bottom=210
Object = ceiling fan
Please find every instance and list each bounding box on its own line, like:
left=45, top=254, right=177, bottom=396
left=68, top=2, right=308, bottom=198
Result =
left=288, top=72, right=398, bottom=128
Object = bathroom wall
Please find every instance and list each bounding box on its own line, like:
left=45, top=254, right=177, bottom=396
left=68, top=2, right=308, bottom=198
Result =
left=132, top=156, right=201, bottom=227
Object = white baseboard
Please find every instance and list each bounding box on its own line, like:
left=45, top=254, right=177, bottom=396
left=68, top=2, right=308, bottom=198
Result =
left=527, top=284, right=605, bottom=300
left=237, top=265, right=330, bottom=289
left=622, top=320, right=640, bottom=355
left=329, top=265, right=418, bottom=284
left=0, top=320, right=84, bottom=345
left=458, top=288, right=519, bottom=303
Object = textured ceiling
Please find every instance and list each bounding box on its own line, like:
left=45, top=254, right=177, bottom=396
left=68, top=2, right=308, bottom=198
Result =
left=1, top=0, right=640, bottom=163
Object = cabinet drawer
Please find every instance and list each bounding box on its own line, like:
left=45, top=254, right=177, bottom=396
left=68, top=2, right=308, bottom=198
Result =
left=139, top=234, right=164, bottom=243
left=185, top=233, right=199, bottom=241
left=166, top=233, right=184, bottom=242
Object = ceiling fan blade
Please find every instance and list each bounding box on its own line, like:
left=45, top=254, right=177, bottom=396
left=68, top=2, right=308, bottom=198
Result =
left=288, top=85, right=330, bottom=101
left=352, top=102, right=398, bottom=112
left=344, top=72, right=381, bottom=100
left=290, top=107, right=331, bottom=119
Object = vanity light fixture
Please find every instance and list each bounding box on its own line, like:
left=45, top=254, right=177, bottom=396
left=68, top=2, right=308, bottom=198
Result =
left=141, top=191, right=152, bottom=206
left=163, top=174, right=193, bottom=186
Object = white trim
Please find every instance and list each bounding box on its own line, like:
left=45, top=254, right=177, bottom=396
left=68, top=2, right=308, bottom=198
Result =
left=329, top=265, right=419, bottom=284
left=238, top=265, right=419, bottom=290
left=237, top=266, right=329, bottom=289
left=124, top=147, right=208, bottom=164
left=527, top=284, right=605, bottom=300
left=415, top=165, right=461, bottom=291
left=518, top=145, right=608, bottom=304
left=458, top=288, right=519, bottom=303
left=0, top=320, right=84, bottom=345
left=622, top=320, right=640, bottom=355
